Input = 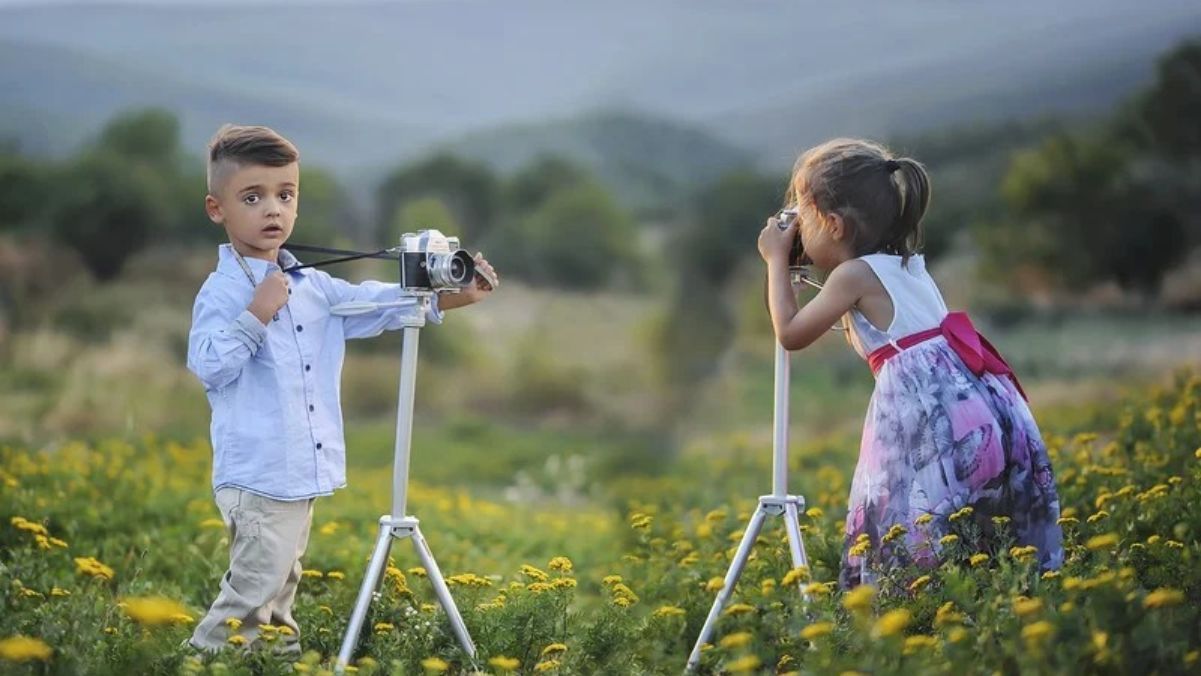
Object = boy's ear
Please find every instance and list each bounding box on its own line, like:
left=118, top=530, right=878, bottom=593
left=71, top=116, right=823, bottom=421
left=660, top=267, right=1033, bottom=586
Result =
left=204, top=194, right=224, bottom=225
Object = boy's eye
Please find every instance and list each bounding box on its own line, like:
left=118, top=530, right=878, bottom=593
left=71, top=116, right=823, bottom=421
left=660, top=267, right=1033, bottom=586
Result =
left=280, top=191, right=294, bottom=202
left=243, top=194, right=260, bottom=205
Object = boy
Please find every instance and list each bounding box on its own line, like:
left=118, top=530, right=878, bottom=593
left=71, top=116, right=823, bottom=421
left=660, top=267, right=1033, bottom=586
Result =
left=186, top=124, right=497, bottom=654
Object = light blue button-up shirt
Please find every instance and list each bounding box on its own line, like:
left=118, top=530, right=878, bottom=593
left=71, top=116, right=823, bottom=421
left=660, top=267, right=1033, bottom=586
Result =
left=187, top=244, right=442, bottom=501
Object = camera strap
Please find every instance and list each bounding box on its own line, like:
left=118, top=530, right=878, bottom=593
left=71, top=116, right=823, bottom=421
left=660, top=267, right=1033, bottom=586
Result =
left=280, top=244, right=398, bottom=273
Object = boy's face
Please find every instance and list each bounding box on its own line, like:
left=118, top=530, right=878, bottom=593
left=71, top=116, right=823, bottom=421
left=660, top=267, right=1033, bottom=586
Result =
left=205, top=162, right=300, bottom=261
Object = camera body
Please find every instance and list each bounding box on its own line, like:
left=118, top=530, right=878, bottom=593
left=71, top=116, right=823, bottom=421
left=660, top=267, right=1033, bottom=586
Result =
left=775, top=208, right=808, bottom=268
left=396, top=229, right=476, bottom=292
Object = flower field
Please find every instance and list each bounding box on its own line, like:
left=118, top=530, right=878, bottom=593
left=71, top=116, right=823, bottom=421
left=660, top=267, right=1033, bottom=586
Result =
left=2, top=372, right=1199, bottom=675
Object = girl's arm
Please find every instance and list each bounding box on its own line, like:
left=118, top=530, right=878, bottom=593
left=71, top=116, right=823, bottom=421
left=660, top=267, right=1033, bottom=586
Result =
left=764, top=259, right=865, bottom=350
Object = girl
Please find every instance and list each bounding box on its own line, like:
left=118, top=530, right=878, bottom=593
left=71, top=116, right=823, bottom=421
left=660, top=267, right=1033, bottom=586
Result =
left=758, top=138, right=1063, bottom=588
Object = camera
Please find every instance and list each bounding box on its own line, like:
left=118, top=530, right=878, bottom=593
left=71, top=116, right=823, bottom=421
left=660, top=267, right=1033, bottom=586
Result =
left=396, top=229, right=476, bottom=292
left=775, top=208, right=808, bottom=268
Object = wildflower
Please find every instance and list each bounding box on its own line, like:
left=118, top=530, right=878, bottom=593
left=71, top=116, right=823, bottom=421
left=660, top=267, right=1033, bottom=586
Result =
left=602, top=575, right=623, bottom=586
left=806, top=507, right=824, bottom=518
left=301, top=570, right=324, bottom=579
left=908, top=575, right=932, bottom=593
left=872, top=609, right=912, bottom=638
left=10, top=517, right=49, bottom=536
left=74, top=556, right=114, bottom=580
left=803, top=582, right=831, bottom=595
left=946, top=627, right=969, bottom=644
left=611, top=583, right=638, bottom=603
left=0, top=636, right=52, bottom=662
left=1041, top=571, right=1060, bottom=581
left=548, top=556, right=573, bottom=573
left=527, top=582, right=553, bottom=593
left=842, top=584, right=876, bottom=613
left=939, top=534, right=959, bottom=547
left=1012, top=597, right=1042, bottom=618
left=1056, top=516, right=1079, bottom=526
left=421, top=657, right=449, bottom=673
left=612, top=596, right=634, bottom=608
left=934, top=602, right=964, bottom=628
left=541, top=643, right=568, bottom=657
left=781, top=566, right=809, bottom=586
left=992, top=515, right=1012, bottom=527
left=373, top=622, right=394, bottom=633
left=970, top=553, right=990, bottom=567
left=551, top=577, right=577, bottom=590
left=679, top=551, right=699, bottom=566
left=225, top=618, right=242, bottom=630
left=1086, top=511, right=1110, bottom=524
left=800, top=622, right=834, bottom=640
left=277, top=626, right=294, bottom=636
left=521, top=565, right=549, bottom=582
left=949, top=506, right=974, bottom=522
left=653, top=604, right=689, bottom=620
left=121, top=596, right=193, bottom=626
left=719, top=632, right=752, bottom=649
left=725, top=655, right=761, bottom=673
left=903, top=635, right=938, bottom=655
left=408, top=567, right=427, bottom=578
left=849, top=538, right=871, bottom=557
left=705, top=577, right=725, bottom=592
left=1165, top=540, right=1184, bottom=549
left=534, top=660, right=561, bottom=672
left=48, top=537, right=67, bottom=548
left=1143, top=588, right=1185, bottom=609
left=228, top=635, right=247, bottom=646
left=488, top=656, right=520, bottom=672
left=629, top=513, right=653, bottom=530
left=883, top=524, right=908, bottom=543
left=50, top=588, right=70, bottom=598
left=915, top=513, right=934, bottom=526
left=723, top=603, right=755, bottom=616
left=318, top=522, right=339, bottom=536
left=1009, top=545, right=1038, bottom=563
left=1021, top=621, right=1054, bottom=645
left=199, top=518, right=225, bottom=529
left=761, top=579, right=776, bottom=595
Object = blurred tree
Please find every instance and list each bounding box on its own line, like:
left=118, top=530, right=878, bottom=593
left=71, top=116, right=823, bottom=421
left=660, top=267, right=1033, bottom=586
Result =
left=502, top=155, right=591, bottom=215
left=376, top=153, right=498, bottom=244
left=295, top=166, right=352, bottom=247
left=0, top=152, right=49, bottom=231
left=52, top=151, right=172, bottom=281
left=1128, top=39, right=1201, bottom=160
left=388, top=196, right=460, bottom=245
left=95, top=108, right=182, bottom=170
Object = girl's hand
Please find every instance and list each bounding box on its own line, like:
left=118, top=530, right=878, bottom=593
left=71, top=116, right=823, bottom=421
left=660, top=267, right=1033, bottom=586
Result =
left=758, top=215, right=797, bottom=263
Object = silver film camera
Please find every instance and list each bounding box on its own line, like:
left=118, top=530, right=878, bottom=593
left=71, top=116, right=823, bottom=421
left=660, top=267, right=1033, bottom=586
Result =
left=775, top=208, right=808, bottom=268
left=397, top=229, right=475, bottom=292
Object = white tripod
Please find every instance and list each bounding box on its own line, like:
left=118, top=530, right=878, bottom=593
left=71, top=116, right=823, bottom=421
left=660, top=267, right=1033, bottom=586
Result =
left=332, top=294, right=476, bottom=672
left=685, top=269, right=819, bottom=672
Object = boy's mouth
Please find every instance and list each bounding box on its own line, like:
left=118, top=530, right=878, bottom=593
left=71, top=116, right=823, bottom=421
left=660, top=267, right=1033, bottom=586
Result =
left=262, top=225, right=285, bottom=236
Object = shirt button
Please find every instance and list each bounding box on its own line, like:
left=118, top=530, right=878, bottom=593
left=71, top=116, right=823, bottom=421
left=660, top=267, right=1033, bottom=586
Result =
left=296, top=325, right=303, bottom=332
left=309, top=404, right=315, bottom=412
left=305, top=364, right=311, bottom=371
left=316, top=442, right=323, bottom=450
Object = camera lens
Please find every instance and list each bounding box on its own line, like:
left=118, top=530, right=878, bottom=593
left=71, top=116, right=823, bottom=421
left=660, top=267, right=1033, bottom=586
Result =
left=427, top=250, right=475, bottom=287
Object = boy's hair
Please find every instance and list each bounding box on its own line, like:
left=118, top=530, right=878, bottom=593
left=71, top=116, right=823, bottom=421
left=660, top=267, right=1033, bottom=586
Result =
left=206, top=124, right=300, bottom=194
left=786, top=138, right=931, bottom=264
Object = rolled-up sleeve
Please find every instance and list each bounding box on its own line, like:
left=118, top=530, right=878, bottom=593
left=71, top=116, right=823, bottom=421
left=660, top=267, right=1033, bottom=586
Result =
left=187, top=284, right=266, bottom=392
left=322, top=273, right=442, bottom=340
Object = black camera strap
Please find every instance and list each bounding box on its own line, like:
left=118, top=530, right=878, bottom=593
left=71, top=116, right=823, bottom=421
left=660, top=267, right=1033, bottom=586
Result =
left=280, top=243, right=397, bottom=273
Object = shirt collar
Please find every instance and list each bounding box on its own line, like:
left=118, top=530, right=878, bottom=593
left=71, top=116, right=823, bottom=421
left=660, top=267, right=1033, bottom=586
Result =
left=216, top=244, right=305, bottom=283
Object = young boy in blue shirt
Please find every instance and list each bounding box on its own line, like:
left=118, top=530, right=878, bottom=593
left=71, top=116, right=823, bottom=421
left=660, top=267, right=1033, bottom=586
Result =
left=186, top=124, right=497, bottom=654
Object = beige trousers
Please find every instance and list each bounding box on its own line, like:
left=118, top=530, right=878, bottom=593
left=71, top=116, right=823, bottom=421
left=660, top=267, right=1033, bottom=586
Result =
left=189, top=487, right=315, bottom=653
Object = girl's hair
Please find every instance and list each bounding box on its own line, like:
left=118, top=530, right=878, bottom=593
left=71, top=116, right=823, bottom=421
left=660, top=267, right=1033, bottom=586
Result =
left=785, top=138, right=931, bottom=264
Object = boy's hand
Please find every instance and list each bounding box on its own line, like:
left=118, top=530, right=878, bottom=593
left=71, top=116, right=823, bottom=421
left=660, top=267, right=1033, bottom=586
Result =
left=248, top=271, right=290, bottom=325
left=439, top=253, right=498, bottom=310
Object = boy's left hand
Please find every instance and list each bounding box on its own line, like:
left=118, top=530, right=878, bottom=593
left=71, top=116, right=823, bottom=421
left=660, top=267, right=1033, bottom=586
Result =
left=441, top=253, right=498, bottom=308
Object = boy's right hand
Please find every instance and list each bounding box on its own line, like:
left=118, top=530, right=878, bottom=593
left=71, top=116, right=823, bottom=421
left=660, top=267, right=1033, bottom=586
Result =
left=248, top=271, right=290, bottom=325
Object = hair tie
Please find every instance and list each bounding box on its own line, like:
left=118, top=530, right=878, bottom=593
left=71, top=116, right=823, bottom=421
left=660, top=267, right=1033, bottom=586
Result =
left=884, top=159, right=901, bottom=173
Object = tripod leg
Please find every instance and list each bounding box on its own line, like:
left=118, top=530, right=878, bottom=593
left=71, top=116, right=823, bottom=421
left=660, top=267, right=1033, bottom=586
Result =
left=686, top=504, right=768, bottom=672
left=782, top=503, right=810, bottom=597
left=411, top=525, right=477, bottom=658
left=336, top=522, right=394, bottom=670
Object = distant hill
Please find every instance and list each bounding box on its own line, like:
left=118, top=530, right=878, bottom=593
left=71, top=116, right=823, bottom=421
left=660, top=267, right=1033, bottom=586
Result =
left=1, top=0, right=1199, bottom=198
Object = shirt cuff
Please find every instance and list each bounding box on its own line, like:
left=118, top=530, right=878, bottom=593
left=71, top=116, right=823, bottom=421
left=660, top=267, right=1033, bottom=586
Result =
left=426, top=293, right=444, bottom=325
left=230, top=310, right=268, bottom=351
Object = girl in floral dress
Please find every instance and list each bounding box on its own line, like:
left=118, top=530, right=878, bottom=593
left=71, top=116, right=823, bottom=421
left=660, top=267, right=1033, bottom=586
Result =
left=757, top=138, right=1063, bottom=587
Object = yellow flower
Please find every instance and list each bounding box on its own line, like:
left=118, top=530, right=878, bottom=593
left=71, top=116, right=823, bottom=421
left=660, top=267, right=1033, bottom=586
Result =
left=521, top=565, right=549, bottom=582
left=629, top=513, right=653, bottom=530
left=915, top=513, right=934, bottom=526
left=74, top=556, right=114, bottom=580
left=1086, top=533, right=1119, bottom=551
left=800, top=622, right=834, bottom=640
left=10, top=517, right=49, bottom=536
left=725, top=655, right=761, bottom=673
left=992, top=515, right=1012, bottom=527
left=276, top=626, right=294, bottom=636
left=421, top=657, right=449, bottom=673
left=527, top=582, right=553, bottom=593
left=326, top=571, right=345, bottom=580
left=719, top=631, right=753, bottom=649
left=373, top=622, right=394, bottom=633
left=934, top=602, right=964, bottom=628
left=705, top=577, right=725, bottom=592
left=939, top=534, right=960, bottom=547
left=228, top=635, right=247, bottom=647
left=224, top=617, right=242, bottom=630
left=948, top=506, right=973, bottom=522
left=1012, top=596, right=1042, bottom=618
left=534, top=659, right=561, bottom=672
left=488, top=656, right=521, bottom=672
left=0, top=636, right=53, bottom=662
left=970, top=553, right=990, bottom=567
left=602, top=575, right=623, bottom=586
left=1041, top=571, right=1060, bottom=581
left=1086, top=510, right=1110, bottom=524
left=408, top=567, right=428, bottom=578
left=547, top=556, right=573, bottom=573
left=541, top=643, right=568, bottom=657
left=908, top=575, right=932, bottom=593
left=781, top=566, right=809, bottom=587
left=199, top=518, right=225, bottom=529
left=1056, top=516, right=1079, bottom=526
left=1143, top=588, right=1185, bottom=609
left=947, top=627, right=969, bottom=644
left=50, top=587, right=70, bottom=598
left=120, top=596, right=193, bottom=626
left=872, top=609, right=912, bottom=638
left=301, top=570, right=324, bottom=579
left=806, top=507, right=824, bottom=518
left=1021, top=621, right=1054, bottom=645
left=1009, top=545, right=1038, bottom=563
left=551, top=577, right=577, bottom=590
left=849, top=539, right=871, bottom=556
left=883, top=524, right=907, bottom=543
left=723, top=603, right=755, bottom=616
left=803, top=582, right=832, bottom=596
left=842, top=584, right=876, bottom=613
left=903, top=635, right=937, bottom=655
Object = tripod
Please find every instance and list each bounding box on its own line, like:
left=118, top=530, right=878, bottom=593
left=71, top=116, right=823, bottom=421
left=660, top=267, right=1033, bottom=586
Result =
left=332, top=294, right=476, bottom=672
left=685, top=269, right=819, bottom=672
